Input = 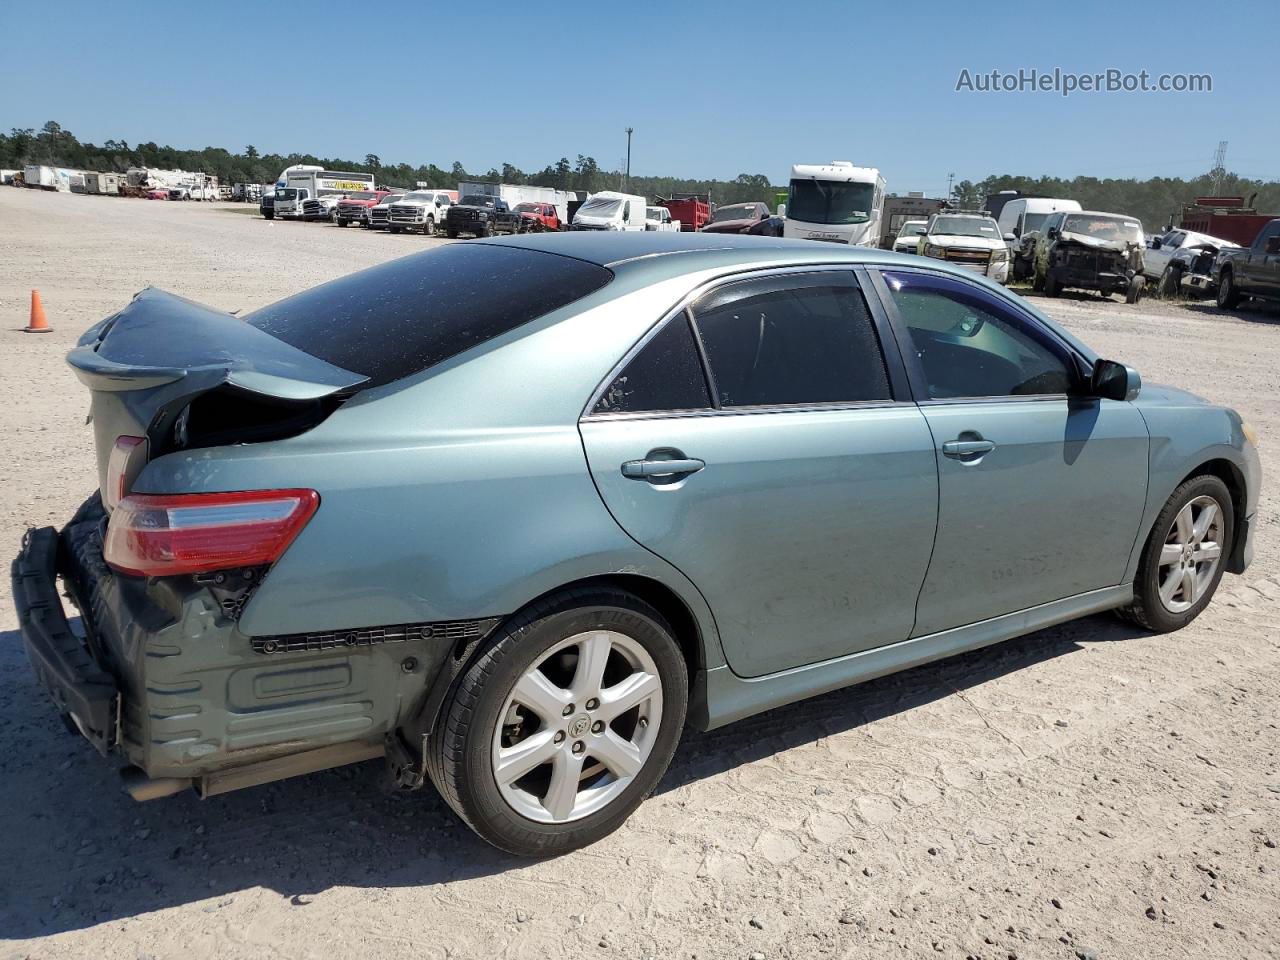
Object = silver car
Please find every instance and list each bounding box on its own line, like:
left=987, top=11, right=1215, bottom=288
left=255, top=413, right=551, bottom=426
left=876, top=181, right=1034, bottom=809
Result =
left=14, top=233, right=1260, bottom=855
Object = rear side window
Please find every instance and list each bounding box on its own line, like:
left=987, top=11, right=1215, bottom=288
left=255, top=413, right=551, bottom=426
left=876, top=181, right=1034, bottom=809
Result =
left=594, top=314, right=712, bottom=414
left=690, top=273, right=891, bottom=407
left=246, top=245, right=612, bottom=388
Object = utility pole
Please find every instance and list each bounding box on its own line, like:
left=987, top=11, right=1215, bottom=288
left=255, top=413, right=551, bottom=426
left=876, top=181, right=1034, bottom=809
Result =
left=624, top=127, right=633, bottom=193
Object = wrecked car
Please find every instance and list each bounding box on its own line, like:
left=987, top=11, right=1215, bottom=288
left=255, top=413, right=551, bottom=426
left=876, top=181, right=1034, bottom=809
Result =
left=1032, top=211, right=1147, bottom=303
left=13, top=234, right=1259, bottom=856
left=1145, top=228, right=1240, bottom=296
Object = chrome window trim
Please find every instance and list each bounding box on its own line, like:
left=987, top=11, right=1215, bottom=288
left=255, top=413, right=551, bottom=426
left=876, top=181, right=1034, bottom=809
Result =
left=580, top=263, right=906, bottom=422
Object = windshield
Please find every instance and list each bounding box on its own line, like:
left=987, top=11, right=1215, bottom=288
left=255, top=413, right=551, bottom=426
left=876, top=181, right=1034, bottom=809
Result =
left=929, top=216, right=1000, bottom=239
left=787, top=179, right=876, bottom=225
left=1062, top=214, right=1143, bottom=243
left=379, top=195, right=402, bottom=205
left=896, top=221, right=926, bottom=238
left=711, top=204, right=757, bottom=223
left=275, top=188, right=297, bottom=200
left=403, top=192, right=437, bottom=202
left=1021, top=212, right=1050, bottom=235
left=460, top=194, right=496, bottom=206
left=646, top=207, right=662, bottom=219
left=577, top=197, right=623, bottom=217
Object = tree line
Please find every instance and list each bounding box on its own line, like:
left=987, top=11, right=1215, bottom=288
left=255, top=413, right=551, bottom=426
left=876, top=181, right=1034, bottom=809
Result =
left=1, top=121, right=780, bottom=207
left=4, top=120, right=1277, bottom=229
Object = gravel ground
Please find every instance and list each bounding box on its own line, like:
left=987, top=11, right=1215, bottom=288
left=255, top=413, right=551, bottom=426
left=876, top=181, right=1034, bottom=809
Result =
left=1, top=187, right=1278, bottom=960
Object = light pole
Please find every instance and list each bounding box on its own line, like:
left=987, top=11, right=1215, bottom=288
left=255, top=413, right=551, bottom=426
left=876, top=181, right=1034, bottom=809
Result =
left=624, top=127, right=633, bottom=192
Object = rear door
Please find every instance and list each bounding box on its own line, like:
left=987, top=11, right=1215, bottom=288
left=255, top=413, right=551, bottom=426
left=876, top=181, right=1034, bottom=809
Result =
left=872, top=269, right=1149, bottom=636
left=579, top=269, right=939, bottom=678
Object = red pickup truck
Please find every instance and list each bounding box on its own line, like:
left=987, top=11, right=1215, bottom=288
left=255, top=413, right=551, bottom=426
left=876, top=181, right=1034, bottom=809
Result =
left=513, top=201, right=563, bottom=232
left=335, top=190, right=392, bottom=227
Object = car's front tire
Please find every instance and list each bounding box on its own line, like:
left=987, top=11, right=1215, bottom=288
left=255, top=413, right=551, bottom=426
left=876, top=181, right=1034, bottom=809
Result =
left=426, top=588, right=688, bottom=857
left=1118, top=474, right=1233, bottom=633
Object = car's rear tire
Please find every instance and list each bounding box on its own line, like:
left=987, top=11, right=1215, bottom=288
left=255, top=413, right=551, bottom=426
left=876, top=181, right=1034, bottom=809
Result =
left=1217, top=268, right=1242, bottom=309
left=1117, top=474, right=1233, bottom=633
left=426, top=588, right=688, bottom=857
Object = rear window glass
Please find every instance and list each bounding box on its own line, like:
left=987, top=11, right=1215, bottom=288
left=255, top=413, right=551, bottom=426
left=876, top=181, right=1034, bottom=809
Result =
left=246, top=244, right=613, bottom=388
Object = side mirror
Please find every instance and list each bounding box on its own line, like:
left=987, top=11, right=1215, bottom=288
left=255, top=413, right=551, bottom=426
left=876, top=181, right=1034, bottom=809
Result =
left=1003, top=232, right=1016, bottom=242
left=1047, top=227, right=1060, bottom=239
left=1090, top=358, right=1141, bottom=402
left=1151, top=237, right=1162, bottom=249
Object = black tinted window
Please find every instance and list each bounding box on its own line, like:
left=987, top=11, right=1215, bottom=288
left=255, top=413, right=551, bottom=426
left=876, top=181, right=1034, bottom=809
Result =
left=594, top=314, right=711, bottom=414
left=883, top=271, right=1074, bottom=399
left=246, top=245, right=612, bottom=388
left=691, top=274, right=891, bottom=407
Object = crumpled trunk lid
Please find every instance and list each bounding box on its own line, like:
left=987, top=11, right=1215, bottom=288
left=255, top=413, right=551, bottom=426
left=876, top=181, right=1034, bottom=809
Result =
left=67, top=288, right=367, bottom=506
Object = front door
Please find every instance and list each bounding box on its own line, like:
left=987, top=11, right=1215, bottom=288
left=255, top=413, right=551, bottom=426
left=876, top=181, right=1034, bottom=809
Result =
left=580, top=271, right=939, bottom=678
left=875, top=269, right=1150, bottom=636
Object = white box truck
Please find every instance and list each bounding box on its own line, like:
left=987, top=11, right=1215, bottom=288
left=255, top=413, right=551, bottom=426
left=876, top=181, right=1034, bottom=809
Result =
left=275, top=168, right=376, bottom=219
left=783, top=162, right=886, bottom=246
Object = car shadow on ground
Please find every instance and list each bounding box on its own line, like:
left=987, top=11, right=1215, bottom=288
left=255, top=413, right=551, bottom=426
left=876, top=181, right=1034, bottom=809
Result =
left=0, top=613, right=1142, bottom=938
left=1181, top=300, right=1280, bottom=324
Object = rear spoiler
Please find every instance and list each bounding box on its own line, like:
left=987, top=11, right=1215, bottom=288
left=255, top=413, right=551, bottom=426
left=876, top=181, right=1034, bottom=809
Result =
left=69, top=287, right=368, bottom=400
left=67, top=289, right=368, bottom=490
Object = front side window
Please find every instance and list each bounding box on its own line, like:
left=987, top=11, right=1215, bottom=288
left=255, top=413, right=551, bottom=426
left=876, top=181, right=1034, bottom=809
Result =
left=691, top=274, right=891, bottom=407
left=882, top=271, right=1075, bottom=400
left=593, top=314, right=711, bottom=414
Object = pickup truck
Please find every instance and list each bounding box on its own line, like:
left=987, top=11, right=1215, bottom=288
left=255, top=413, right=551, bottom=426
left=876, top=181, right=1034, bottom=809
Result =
left=1215, top=219, right=1280, bottom=309
left=645, top=206, right=681, bottom=232
left=514, top=201, right=563, bottom=232
left=445, top=194, right=522, bottom=238
left=335, top=190, right=392, bottom=227
left=388, top=189, right=454, bottom=235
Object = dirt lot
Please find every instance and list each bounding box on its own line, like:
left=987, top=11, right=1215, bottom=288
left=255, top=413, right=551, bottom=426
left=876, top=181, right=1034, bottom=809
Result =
left=1, top=187, right=1278, bottom=960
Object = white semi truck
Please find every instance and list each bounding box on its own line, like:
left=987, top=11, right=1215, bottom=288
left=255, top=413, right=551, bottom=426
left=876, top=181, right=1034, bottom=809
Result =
left=783, top=161, right=886, bottom=246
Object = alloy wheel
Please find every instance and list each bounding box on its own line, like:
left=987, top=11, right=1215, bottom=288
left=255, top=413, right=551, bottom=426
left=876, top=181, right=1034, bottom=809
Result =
left=1157, top=495, right=1224, bottom=613
left=491, top=630, right=663, bottom=824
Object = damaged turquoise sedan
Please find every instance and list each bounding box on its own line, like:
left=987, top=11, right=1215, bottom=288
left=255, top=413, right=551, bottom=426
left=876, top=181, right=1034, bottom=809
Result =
left=13, top=233, right=1260, bottom=855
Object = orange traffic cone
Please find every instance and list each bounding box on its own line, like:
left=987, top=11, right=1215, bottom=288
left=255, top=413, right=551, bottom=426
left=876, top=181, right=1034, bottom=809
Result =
left=25, top=290, right=52, bottom=333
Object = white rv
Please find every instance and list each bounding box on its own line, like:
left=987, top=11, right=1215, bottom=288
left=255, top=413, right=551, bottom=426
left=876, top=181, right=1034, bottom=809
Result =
left=783, top=162, right=885, bottom=246
left=570, top=191, right=648, bottom=232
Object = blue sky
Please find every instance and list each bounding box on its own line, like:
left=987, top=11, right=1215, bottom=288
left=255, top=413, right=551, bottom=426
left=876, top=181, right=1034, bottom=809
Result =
left=4, top=0, right=1277, bottom=193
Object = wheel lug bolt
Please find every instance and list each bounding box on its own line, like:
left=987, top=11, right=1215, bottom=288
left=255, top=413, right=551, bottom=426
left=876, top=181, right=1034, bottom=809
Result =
left=562, top=703, right=574, bottom=717
left=591, top=720, right=604, bottom=734
left=554, top=731, right=565, bottom=744
left=586, top=698, right=599, bottom=710
left=572, top=741, right=585, bottom=755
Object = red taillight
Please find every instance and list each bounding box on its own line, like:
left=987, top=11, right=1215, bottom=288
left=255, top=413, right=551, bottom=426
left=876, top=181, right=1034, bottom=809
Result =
left=105, top=436, right=146, bottom=510
left=103, top=489, right=319, bottom=576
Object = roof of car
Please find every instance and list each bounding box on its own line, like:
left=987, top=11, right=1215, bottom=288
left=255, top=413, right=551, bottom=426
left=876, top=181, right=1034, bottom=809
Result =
left=473, top=231, right=890, bottom=271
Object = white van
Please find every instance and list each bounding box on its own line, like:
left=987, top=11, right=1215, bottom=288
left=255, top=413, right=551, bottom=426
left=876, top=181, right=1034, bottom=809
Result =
left=997, top=197, right=1082, bottom=279
left=783, top=162, right=885, bottom=246
left=570, top=191, right=648, bottom=232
